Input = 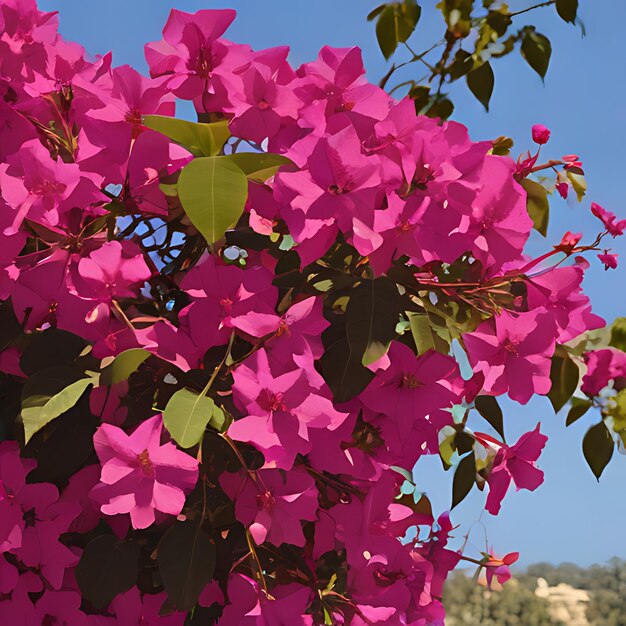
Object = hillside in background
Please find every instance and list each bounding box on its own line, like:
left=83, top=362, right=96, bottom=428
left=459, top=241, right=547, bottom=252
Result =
left=444, top=558, right=626, bottom=626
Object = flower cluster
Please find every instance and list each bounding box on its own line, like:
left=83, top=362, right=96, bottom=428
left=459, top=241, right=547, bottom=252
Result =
left=0, top=1, right=623, bottom=624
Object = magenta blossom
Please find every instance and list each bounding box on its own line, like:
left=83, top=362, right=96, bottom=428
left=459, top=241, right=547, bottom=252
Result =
left=463, top=309, right=557, bottom=404
left=591, top=202, right=626, bottom=237
left=582, top=348, right=626, bottom=396
left=598, top=251, right=618, bottom=270
left=476, top=424, right=548, bottom=515
left=91, top=415, right=199, bottom=529
left=483, top=550, right=519, bottom=589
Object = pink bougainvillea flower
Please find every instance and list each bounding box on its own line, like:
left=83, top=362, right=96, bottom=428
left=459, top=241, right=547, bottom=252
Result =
left=476, top=424, right=548, bottom=515
left=598, top=251, right=618, bottom=270
left=531, top=124, right=550, bottom=145
left=463, top=309, right=557, bottom=404
left=228, top=349, right=347, bottom=469
left=590, top=202, right=626, bottom=237
left=554, top=230, right=582, bottom=253
left=582, top=348, right=626, bottom=396
left=360, top=342, right=461, bottom=440
left=483, top=550, right=519, bottom=588
left=217, top=574, right=313, bottom=625
left=526, top=265, right=604, bottom=343
left=221, top=466, right=318, bottom=547
left=91, top=415, right=199, bottom=529
left=106, top=586, right=187, bottom=626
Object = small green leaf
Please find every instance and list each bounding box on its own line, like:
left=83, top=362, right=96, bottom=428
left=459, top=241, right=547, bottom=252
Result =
left=547, top=353, right=579, bottom=414
left=466, top=61, right=494, bottom=111
left=367, top=3, right=387, bottom=21
left=158, top=520, right=216, bottom=611
left=474, top=395, right=505, bottom=440
left=556, top=0, right=578, bottom=24
left=566, top=398, right=592, bottom=426
left=407, top=311, right=449, bottom=355
left=22, top=377, right=93, bottom=444
left=582, top=421, right=614, bottom=480
left=163, top=388, right=219, bottom=449
left=521, top=29, right=552, bottom=80
left=100, top=348, right=150, bottom=386
left=143, top=115, right=230, bottom=157
left=376, top=5, right=400, bottom=59
left=222, top=153, right=292, bottom=182
left=566, top=170, right=587, bottom=202
left=520, top=178, right=550, bottom=236
left=178, top=156, right=249, bottom=245
left=609, top=317, right=626, bottom=352
left=375, top=1, right=421, bottom=60
left=452, top=453, right=476, bottom=509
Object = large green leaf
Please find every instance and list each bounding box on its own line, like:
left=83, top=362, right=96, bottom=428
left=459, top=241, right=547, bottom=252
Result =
left=566, top=397, right=592, bottom=427
left=100, top=348, right=150, bottom=386
left=610, top=317, right=626, bottom=352
left=474, top=396, right=505, bottom=440
left=163, top=388, right=223, bottom=448
left=452, top=453, right=476, bottom=509
left=521, top=29, right=552, bottom=80
left=178, top=156, right=249, bottom=245
left=466, top=61, right=494, bottom=111
left=76, top=535, right=139, bottom=609
left=582, top=421, right=614, bottom=480
left=22, top=376, right=94, bottom=444
left=347, top=277, right=404, bottom=367
left=521, top=178, right=550, bottom=236
left=375, top=1, right=421, bottom=60
left=222, top=153, right=292, bottom=182
left=143, top=115, right=230, bottom=157
left=547, top=352, right=579, bottom=414
left=158, top=520, right=216, bottom=611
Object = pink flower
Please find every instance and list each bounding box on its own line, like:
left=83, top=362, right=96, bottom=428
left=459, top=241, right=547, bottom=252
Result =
left=554, top=230, right=582, bottom=253
left=531, top=124, right=551, bottom=145
left=598, top=251, right=618, bottom=270
left=221, top=467, right=318, bottom=547
left=464, top=309, right=557, bottom=404
left=476, top=424, right=548, bottom=515
left=91, top=415, right=199, bottom=529
left=582, top=348, right=626, bottom=396
left=483, top=550, right=519, bottom=588
left=591, top=202, right=626, bottom=236
left=107, top=586, right=187, bottom=626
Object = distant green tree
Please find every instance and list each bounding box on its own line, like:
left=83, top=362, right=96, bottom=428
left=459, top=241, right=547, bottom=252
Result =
left=443, top=571, right=559, bottom=626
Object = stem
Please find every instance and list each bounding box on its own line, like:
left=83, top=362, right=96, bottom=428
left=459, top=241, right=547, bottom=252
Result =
left=508, top=1, right=555, bottom=18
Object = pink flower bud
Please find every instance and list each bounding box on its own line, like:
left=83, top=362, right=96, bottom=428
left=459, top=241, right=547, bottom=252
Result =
left=531, top=124, right=551, bottom=145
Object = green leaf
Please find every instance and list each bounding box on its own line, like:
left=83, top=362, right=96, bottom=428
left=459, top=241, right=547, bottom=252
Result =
left=521, top=29, right=552, bottom=80
left=474, top=395, right=505, bottom=440
left=100, top=348, right=150, bottom=386
left=566, top=170, right=587, bottom=202
left=158, top=520, right=216, bottom=611
left=547, top=353, right=579, bottom=414
left=582, top=421, right=614, bottom=480
left=466, top=61, right=494, bottom=111
left=221, top=153, right=292, bottom=182
left=407, top=311, right=449, bottom=355
left=520, top=178, right=550, bottom=236
left=566, top=397, right=592, bottom=426
left=375, top=1, right=421, bottom=60
left=163, top=388, right=220, bottom=449
left=609, top=317, right=626, bottom=352
left=452, top=453, right=476, bottom=509
left=367, top=3, right=388, bottom=21
left=76, top=535, right=139, bottom=609
left=347, top=277, right=404, bottom=367
left=22, top=376, right=94, bottom=444
left=143, top=115, right=230, bottom=157
left=556, top=0, right=578, bottom=24
left=178, top=156, right=249, bottom=245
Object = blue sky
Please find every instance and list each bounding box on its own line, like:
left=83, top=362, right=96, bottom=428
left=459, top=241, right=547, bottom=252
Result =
left=39, top=0, right=625, bottom=567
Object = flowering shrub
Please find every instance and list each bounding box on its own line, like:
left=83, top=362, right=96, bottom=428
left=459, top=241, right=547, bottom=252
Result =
left=0, top=0, right=624, bottom=624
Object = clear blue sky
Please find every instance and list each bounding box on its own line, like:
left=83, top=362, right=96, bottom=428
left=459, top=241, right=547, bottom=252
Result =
left=39, top=0, right=625, bottom=567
